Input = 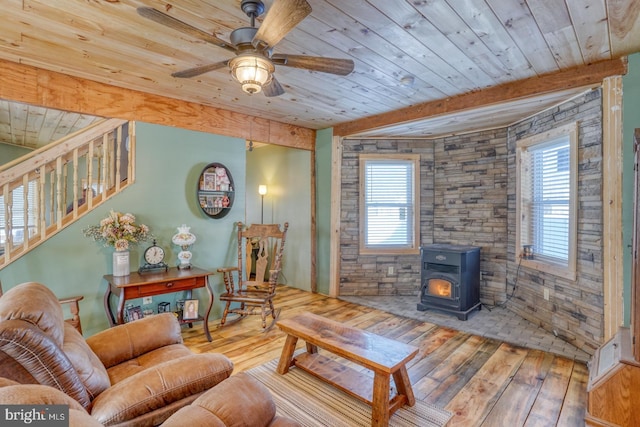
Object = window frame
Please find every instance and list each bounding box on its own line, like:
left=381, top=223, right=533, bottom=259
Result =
left=359, top=153, right=420, bottom=255
left=0, top=180, right=38, bottom=248
left=515, top=122, right=578, bottom=281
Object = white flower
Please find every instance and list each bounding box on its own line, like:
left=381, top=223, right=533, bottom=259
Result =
left=84, top=210, right=151, bottom=249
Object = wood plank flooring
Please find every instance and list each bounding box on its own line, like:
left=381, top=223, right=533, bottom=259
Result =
left=182, top=286, right=587, bottom=426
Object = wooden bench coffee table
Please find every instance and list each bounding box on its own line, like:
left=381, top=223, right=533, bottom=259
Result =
left=276, top=312, right=419, bottom=427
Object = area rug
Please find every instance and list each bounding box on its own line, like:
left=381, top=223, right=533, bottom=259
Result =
left=245, top=359, right=452, bottom=427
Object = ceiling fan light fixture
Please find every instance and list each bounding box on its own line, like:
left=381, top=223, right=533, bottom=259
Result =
left=229, top=54, right=275, bottom=94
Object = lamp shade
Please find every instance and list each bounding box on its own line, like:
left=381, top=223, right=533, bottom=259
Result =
left=229, top=54, right=275, bottom=94
left=258, top=185, right=268, bottom=196
left=172, top=224, right=196, bottom=247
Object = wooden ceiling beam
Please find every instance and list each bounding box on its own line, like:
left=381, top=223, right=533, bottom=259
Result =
left=0, top=58, right=315, bottom=151
left=333, top=58, right=629, bottom=137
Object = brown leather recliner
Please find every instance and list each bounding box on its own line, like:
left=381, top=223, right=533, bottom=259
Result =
left=0, top=282, right=236, bottom=426
left=0, top=373, right=301, bottom=427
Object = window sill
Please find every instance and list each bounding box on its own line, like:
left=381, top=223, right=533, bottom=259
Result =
left=360, top=247, right=420, bottom=256
left=518, top=257, right=576, bottom=281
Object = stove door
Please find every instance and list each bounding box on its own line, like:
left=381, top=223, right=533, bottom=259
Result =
left=421, top=272, right=459, bottom=304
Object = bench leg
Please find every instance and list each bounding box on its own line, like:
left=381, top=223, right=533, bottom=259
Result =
left=277, top=334, right=298, bottom=374
left=371, top=372, right=391, bottom=427
left=392, top=365, right=415, bottom=407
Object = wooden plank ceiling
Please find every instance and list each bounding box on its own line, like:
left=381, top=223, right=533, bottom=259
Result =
left=0, top=0, right=639, bottom=150
left=0, top=100, right=102, bottom=151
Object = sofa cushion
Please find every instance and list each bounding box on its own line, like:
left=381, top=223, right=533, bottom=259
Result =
left=0, top=319, right=92, bottom=408
left=90, top=353, right=234, bottom=426
left=163, top=372, right=277, bottom=427
left=86, top=313, right=183, bottom=369
left=0, top=282, right=65, bottom=346
left=161, top=404, right=226, bottom=427
left=63, top=322, right=110, bottom=399
left=105, top=343, right=194, bottom=385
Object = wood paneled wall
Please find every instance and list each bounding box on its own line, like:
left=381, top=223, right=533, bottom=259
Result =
left=0, top=59, right=315, bottom=151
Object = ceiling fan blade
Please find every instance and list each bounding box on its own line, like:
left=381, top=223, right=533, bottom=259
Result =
left=252, top=0, right=312, bottom=50
left=263, top=76, right=285, bottom=97
left=272, top=54, right=354, bottom=76
left=137, top=7, right=236, bottom=53
left=171, top=61, right=229, bottom=78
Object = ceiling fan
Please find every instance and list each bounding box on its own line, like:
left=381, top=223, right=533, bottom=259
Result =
left=137, top=0, right=355, bottom=97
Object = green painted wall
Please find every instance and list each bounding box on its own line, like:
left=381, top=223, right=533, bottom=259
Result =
left=1, top=144, right=30, bottom=163
left=246, top=144, right=312, bottom=291
left=623, top=53, right=640, bottom=326
left=0, top=122, right=246, bottom=336
left=315, top=128, right=333, bottom=295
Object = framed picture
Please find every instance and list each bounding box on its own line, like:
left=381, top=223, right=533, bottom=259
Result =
left=203, top=173, right=216, bottom=191
left=157, top=302, right=170, bottom=313
left=127, top=305, right=143, bottom=322
left=182, top=299, right=199, bottom=320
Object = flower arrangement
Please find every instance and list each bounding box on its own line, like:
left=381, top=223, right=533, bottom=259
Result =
left=84, top=210, right=150, bottom=251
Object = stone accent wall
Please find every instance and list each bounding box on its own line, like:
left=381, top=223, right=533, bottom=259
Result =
left=432, top=129, right=509, bottom=305
left=338, top=89, right=604, bottom=354
left=506, top=88, right=604, bottom=354
left=339, top=139, right=434, bottom=296
left=339, top=131, right=508, bottom=301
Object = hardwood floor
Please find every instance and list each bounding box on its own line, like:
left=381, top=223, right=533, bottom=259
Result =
left=182, top=286, right=588, bottom=426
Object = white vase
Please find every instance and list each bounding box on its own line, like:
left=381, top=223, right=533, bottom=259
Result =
left=113, top=250, right=130, bottom=277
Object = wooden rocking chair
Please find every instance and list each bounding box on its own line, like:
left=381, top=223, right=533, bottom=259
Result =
left=217, top=222, right=288, bottom=329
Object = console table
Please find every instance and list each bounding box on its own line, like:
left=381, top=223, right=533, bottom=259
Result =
left=103, top=267, right=214, bottom=341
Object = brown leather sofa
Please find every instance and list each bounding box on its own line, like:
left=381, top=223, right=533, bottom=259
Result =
left=0, top=373, right=300, bottom=427
left=0, top=282, right=299, bottom=426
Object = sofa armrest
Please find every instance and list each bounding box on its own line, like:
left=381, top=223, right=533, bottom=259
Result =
left=0, top=382, right=103, bottom=427
left=90, top=353, right=233, bottom=426
left=86, top=312, right=182, bottom=368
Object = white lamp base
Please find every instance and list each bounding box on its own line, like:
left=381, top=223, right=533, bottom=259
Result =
left=177, top=250, right=192, bottom=270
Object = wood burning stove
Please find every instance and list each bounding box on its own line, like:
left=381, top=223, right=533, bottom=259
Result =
left=417, top=244, right=481, bottom=320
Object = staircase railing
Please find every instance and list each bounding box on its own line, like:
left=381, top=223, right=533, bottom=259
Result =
left=0, top=118, right=135, bottom=269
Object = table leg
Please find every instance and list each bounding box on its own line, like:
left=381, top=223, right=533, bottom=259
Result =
left=277, top=334, right=298, bottom=374
left=116, top=290, right=126, bottom=324
left=392, top=365, right=415, bottom=406
left=306, top=342, right=318, bottom=354
left=103, top=284, right=115, bottom=327
left=203, top=275, right=213, bottom=342
left=372, top=372, right=391, bottom=427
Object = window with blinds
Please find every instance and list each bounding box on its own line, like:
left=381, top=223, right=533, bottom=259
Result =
left=0, top=182, right=38, bottom=246
left=516, top=122, right=577, bottom=280
left=522, top=138, right=570, bottom=262
left=359, top=154, right=420, bottom=254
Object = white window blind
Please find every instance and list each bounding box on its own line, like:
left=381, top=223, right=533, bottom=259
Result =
left=0, top=182, right=37, bottom=245
left=521, top=137, right=570, bottom=264
left=363, top=159, right=415, bottom=249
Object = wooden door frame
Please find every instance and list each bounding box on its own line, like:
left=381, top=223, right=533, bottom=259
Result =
left=329, top=136, right=343, bottom=297
left=602, top=76, right=624, bottom=341
left=632, top=128, right=640, bottom=360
